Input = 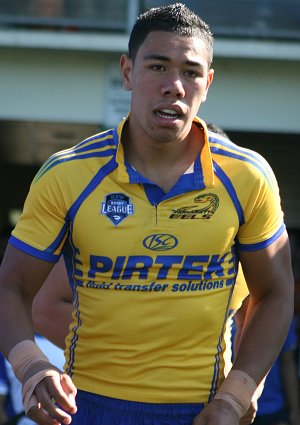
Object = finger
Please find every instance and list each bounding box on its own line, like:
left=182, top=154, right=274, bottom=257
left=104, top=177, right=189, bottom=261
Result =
left=39, top=395, right=73, bottom=424
left=34, top=380, right=73, bottom=424
left=43, top=374, right=77, bottom=414
left=28, top=404, right=62, bottom=425
left=60, top=374, right=77, bottom=413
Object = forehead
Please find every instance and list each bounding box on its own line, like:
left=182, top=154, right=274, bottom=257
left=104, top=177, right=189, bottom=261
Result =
left=136, top=31, right=209, bottom=66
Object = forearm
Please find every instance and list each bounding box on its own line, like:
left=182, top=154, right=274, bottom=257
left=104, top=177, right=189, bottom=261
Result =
left=32, top=256, right=72, bottom=349
left=0, top=285, right=35, bottom=357
left=233, top=291, right=294, bottom=384
left=0, top=244, right=55, bottom=357
left=233, top=296, right=249, bottom=359
left=32, top=298, right=71, bottom=349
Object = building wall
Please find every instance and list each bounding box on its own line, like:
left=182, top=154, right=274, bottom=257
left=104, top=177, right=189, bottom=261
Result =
left=1, top=46, right=300, bottom=133
left=202, top=57, right=300, bottom=134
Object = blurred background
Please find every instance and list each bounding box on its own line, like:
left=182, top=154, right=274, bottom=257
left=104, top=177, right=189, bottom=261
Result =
left=0, top=0, right=299, bottom=232
left=0, top=2, right=300, bottom=423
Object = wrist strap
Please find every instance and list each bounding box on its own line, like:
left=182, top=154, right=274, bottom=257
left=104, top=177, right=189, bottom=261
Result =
left=214, top=369, right=257, bottom=418
left=8, top=340, right=49, bottom=383
left=8, top=340, right=60, bottom=413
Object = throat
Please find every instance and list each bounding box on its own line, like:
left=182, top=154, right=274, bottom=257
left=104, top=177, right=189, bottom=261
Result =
left=123, top=121, right=204, bottom=192
left=133, top=158, right=194, bottom=193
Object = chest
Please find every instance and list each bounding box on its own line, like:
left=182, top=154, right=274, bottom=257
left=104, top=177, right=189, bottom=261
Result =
left=70, top=175, right=240, bottom=263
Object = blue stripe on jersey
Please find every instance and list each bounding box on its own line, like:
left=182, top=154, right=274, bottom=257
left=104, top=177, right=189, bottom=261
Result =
left=67, top=157, right=118, bottom=222
left=65, top=283, right=81, bottom=377
left=46, top=221, right=70, bottom=253
left=125, top=161, right=148, bottom=185
left=193, top=155, right=205, bottom=189
left=209, top=280, right=236, bottom=400
left=56, top=129, right=113, bottom=150
left=213, top=160, right=245, bottom=225
left=236, top=223, right=286, bottom=251
left=113, top=125, right=121, bottom=147
left=209, top=138, right=276, bottom=192
left=71, top=139, right=116, bottom=154
left=35, top=149, right=116, bottom=182
left=8, top=235, right=59, bottom=262
left=34, top=130, right=115, bottom=182
left=63, top=242, right=82, bottom=377
left=208, top=134, right=260, bottom=164
left=63, top=237, right=84, bottom=376
left=39, top=129, right=114, bottom=167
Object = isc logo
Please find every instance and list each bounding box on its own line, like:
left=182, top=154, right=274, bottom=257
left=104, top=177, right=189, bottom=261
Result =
left=143, top=234, right=178, bottom=251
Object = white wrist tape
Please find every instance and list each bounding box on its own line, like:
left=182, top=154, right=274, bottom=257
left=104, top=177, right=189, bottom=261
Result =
left=8, top=340, right=60, bottom=413
left=214, top=369, right=257, bottom=418
left=8, top=340, right=49, bottom=382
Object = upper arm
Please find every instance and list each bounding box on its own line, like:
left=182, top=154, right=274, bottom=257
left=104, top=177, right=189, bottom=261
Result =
left=238, top=231, right=294, bottom=303
left=0, top=243, right=54, bottom=304
left=32, top=256, right=72, bottom=346
left=34, top=256, right=72, bottom=304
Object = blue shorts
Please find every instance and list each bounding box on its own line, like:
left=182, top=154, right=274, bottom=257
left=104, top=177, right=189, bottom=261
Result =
left=71, top=390, right=205, bottom=425
left=253, top=407, right=288, bottom=425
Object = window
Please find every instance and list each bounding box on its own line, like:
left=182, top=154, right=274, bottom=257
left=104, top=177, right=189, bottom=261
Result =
left=143, top=0, right=300, bottom=40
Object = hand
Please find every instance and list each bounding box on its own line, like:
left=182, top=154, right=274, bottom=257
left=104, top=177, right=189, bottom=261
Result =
left=192, top=399, right=240, bottom=425
left=26, top=372, right=77, bottom=425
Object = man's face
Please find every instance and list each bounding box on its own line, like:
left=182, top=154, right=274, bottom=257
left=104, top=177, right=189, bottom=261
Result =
left=121, top=30, right=214, bottom=145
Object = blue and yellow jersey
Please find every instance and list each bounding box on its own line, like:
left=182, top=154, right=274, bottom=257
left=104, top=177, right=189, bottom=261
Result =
left=10, top=116, right=284, bottom=404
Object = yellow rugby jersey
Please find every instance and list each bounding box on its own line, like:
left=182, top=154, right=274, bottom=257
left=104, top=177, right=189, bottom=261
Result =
left=223, top=267, right=249, bottom=377
left=10, top=116, right=284, bottom=404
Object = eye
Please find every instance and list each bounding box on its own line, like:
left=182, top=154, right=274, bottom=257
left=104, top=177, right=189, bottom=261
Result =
left=149, top=64, right=165, bottom=72
left=184, top=70, right=201, bottom=78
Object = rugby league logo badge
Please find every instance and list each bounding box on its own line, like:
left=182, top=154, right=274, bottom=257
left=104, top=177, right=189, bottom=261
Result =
left=101, top=193, right=134, bottom=226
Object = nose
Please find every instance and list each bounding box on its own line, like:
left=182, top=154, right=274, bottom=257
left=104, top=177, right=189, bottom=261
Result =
left=161, top=73, right=185, bottom=98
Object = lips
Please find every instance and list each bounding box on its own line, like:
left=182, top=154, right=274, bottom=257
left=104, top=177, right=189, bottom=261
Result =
left=154, top=105, right=184, bottom=120
left=157, top=109, right=180, bottom=119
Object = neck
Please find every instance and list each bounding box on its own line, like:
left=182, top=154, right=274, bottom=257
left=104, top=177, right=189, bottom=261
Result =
left=122, top=123, right=204, bottom=193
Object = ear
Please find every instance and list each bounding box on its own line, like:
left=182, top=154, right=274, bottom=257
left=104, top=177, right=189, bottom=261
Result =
left=202, top=68, right=214, bottom=103
left=120, top=54, right=133, bottom=91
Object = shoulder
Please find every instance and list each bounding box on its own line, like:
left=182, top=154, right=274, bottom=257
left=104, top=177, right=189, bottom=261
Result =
left=208, top=132, right=279, bottom=192
left=209, top=132, right=270, bottom=170
left=33, top=128, right=117, bottom=184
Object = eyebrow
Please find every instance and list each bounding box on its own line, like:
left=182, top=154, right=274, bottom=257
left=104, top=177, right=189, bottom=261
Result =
left=143, top=54, right=204, bottom=68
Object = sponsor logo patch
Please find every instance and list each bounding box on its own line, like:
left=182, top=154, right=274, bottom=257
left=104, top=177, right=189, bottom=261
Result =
left=143, top=234, right=178, bottom=251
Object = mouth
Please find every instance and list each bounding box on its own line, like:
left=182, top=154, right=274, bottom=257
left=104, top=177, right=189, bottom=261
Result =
left=155, top=108, right=183, bottom=120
